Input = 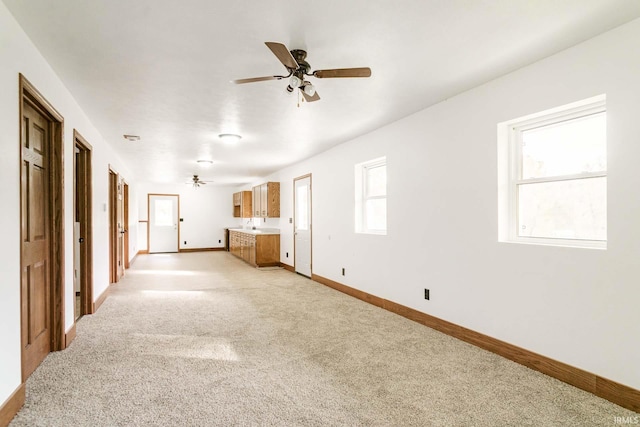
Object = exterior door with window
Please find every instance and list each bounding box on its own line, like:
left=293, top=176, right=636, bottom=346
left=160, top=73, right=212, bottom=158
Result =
left=148, top=194, right=179, bottom=253
left=294, top=175, right=312, bottom=277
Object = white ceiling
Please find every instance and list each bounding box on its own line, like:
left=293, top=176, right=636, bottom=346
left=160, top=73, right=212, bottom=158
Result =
left=5, top=0, right=640, bottom=185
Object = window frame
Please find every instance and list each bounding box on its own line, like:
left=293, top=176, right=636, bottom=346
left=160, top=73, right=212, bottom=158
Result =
left=504, top=97, right=607, bottom=249
left=355, top=156, right=387, bottom=235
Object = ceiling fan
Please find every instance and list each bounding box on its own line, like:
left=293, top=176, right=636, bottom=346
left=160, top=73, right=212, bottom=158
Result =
left=232, top=42, right=372, bottom=102
left=186, top=175, right=212, bottom=188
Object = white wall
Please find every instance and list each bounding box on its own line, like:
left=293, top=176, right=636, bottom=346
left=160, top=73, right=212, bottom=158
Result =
left=240, top=19, right=640, bottom=391
left=137, top=183, right=237, bottom=250
left=0, top=2, right=134, bottom=404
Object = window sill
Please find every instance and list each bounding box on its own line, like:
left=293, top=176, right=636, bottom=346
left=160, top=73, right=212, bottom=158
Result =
left=356, top=230, right=387, bottom=236
left=499, top=237, right=606, bottom=250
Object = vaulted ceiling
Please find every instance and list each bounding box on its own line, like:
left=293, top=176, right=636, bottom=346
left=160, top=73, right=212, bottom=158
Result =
left=5, top=0, right=640, bottom=184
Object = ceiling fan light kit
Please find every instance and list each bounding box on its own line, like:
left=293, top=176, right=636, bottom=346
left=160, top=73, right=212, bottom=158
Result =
left=187, top=174, right=212, bottom=188
left=303, top=82, right=315, bottom=97
left=233, top=41, right=371, bottom=103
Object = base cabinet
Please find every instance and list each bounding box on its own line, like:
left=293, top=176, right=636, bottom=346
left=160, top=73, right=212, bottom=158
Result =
left=229, top=230, right=280, bottom=267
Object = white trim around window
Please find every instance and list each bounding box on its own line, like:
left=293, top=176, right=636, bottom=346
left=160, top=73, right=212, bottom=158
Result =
left=355, top=156, right=387, bottom=235
left=498, top=95, right=607, bottom=249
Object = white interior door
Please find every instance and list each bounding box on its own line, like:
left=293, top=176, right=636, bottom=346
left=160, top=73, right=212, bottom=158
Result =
left=149, top=194, right=179, bottom=253
left=294, top=176, right=312, bottom=277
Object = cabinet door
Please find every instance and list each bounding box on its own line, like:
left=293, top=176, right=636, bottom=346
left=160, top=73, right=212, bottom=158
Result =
left=266, top=182, right=280, bottom=217
left=260, top=183, right=267, bottom=217
left=249, top=236, right=256, bottom=266
left=229, top=232, right=236, bottom=256
left=253, top=186, right=260, bottom=217
left=241, top=191, right=252, bottom=218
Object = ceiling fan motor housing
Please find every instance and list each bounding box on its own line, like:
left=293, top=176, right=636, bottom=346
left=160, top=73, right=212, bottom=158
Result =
left=290, top=49, right=311, bottom=74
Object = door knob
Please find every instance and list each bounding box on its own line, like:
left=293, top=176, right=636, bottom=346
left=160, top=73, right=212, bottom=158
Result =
left=78, top=237, right=84, bottom=243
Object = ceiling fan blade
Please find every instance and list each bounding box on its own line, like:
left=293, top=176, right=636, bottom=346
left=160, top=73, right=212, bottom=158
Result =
left=232, top=76, right=281, bottom=84
left=265, top=42, right=298, bottom=70
left=301, top=89, right=321, bottom=103
left=313, top=67, right=372, bottom=79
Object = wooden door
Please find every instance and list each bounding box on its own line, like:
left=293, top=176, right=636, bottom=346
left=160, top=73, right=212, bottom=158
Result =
left=21, top=101, right=51, bottom=379
left=74, top=131, right=93, bottom=318
left=109, top=170, right=117, bottom=283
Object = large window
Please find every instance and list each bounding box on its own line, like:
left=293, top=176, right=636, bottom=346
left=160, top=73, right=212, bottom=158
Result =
left=355, top=157, right=387, bottom=234
left=499, top=96, right=606, bottom=248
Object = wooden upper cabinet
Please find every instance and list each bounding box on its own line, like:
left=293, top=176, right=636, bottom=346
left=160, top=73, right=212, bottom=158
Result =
left=232, top=191, right=253, bottom=218
left=252, top=182, right=280, bottom=218
left=252, top=185, right=260, bottom=217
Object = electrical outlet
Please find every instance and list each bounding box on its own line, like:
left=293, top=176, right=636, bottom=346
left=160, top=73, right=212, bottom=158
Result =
left=184, top=241, right=187, bottom=245
left=424, top=289, right=430, bottom=300
left=218, top=239, right=221, bottom=244
left=286, top=252, right=289, bottom=258
left=342, top=268, right=345, bottom=276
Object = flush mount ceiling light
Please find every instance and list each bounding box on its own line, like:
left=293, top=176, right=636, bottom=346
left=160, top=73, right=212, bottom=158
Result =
left=219, top=133, right=241, bottom=144
left=123, top=134, right=140, bottom=142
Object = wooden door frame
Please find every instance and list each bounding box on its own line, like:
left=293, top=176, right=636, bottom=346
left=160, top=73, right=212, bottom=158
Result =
left=19, top=74, right=65, bottom=374
left=147, top=193, right=180, bottom=253
left=293, top=174, right=312, bottom=275
left=73, top=130, right=93, bottom=316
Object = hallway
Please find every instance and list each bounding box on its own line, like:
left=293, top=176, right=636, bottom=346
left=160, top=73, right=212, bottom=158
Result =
left=10, top=252, right=635, bottom=426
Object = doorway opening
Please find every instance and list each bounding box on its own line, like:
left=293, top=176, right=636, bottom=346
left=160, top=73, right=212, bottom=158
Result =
left=19, top=74, right=65, bottom=381
left=73, top=130, right=93, bottom=320
left=294, top=174, right=312, bottom=277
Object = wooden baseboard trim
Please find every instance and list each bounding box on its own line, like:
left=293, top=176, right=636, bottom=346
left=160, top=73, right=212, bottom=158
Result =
left=179, top=247, right=225, bottom=253
left=92, top=286, right=110, bottom=314
left=310, top=273, right=640, bottom=413
left=138, top=250, right=149, bottom=255
left=279, top=262, right=295, bottom=272
left=0, top=383, right=25, bottom=427
left=129, top=252, right=139, bottom=266
left=64, top=323, right=77, bottom=348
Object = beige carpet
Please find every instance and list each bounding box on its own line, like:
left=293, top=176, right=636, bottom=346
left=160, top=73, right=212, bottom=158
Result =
left=10, top=252, right=637, bottom=426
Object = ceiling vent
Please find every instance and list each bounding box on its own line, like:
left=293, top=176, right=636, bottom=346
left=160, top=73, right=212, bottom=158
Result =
left=123, top=134, right=140, bottom=142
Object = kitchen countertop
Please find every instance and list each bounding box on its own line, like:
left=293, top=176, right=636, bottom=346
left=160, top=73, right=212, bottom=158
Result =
left=228, top=228, right=280, bottom=235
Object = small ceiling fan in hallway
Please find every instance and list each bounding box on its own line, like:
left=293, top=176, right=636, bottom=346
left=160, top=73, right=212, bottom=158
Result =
left=186, top=175, right=212, bottom=188
left=232, top=42, right=372, bottom=102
